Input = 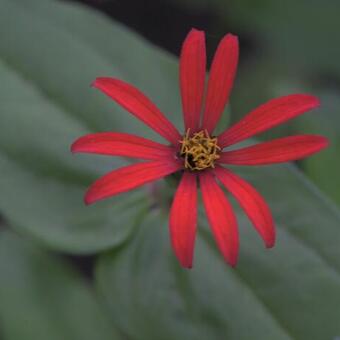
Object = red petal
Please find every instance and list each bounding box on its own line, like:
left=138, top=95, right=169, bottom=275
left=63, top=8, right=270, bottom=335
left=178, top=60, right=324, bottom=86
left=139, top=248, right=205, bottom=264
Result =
left=93, top=78, right=181, bottom=145
left=71, top=132, right=175, bottom=160
left=202, top=34, right=239, bottom=133
left=85, top=160, right=181, bottom=205
left=219, top=135, right=329, bottom=165
left=199, top=171, right=239, bottom=266
left=218, top=94, right=320, bottom=148
left=214, top=166, right=275, bottom=248
left=169, top=172, right=197, bottom=268
left=180, top=29, right=206, bottom=131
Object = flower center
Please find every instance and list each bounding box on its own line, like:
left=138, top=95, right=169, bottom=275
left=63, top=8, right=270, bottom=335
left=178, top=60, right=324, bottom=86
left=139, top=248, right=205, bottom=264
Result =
left=179, top=129, right=221, bottom=171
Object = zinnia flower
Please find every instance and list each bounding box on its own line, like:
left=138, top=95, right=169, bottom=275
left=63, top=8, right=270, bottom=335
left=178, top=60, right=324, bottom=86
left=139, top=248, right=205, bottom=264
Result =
left=71, top=29, right=328, bottom=268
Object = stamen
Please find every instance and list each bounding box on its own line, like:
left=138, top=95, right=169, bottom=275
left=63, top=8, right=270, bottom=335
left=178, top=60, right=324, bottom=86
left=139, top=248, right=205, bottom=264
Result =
left=179, top=129, right=221, bottom=171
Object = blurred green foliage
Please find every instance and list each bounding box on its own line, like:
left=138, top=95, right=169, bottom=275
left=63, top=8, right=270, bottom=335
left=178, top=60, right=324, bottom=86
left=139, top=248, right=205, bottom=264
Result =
left=98, top=199, right=340, bottom=340
left=0, top=0, right=339, bottom=339
left=0, top=231, right=121, bottom=340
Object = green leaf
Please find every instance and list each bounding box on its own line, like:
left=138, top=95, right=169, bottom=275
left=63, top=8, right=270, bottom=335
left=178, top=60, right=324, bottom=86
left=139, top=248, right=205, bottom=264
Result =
left=96, top=213, right=292, bottom=340
left=96, top=164, right=340, bottom=340
left=0, top=0, right=182, bottom=138
left=0, top=151, right=149, bottom=254
left=0, top=0, right=182, bottom=252
left=0, top=230, right=121, bottom=340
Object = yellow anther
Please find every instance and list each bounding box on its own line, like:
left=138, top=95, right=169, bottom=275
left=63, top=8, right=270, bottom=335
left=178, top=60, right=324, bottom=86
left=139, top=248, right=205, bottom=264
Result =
left=179, top=129, right=221, bottom=171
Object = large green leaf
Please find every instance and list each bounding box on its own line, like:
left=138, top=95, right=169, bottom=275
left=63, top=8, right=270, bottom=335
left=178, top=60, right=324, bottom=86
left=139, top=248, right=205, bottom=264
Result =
left=0, top=0, right=182, bottom=137
left=0, top=152, right=148, bottom=253
left=96, top=214, right=292, bottom=340
left=0, top=54, right=147, bottom=253
left=0, top=0, right=183, bottom=252
left=0, top=230, right=121, bottom=340
left=96, top=164, right=340, bottom=340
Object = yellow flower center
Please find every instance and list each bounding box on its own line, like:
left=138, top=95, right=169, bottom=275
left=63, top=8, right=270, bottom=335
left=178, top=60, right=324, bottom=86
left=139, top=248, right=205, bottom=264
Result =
left=179, top=129, right=221, bottom=171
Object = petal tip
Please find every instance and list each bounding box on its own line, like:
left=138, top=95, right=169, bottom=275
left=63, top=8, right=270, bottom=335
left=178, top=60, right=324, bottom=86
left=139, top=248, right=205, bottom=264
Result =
left=181, top=262, right=193, bottom=269
left=177, top=255, right=194, bottom=269
left=185, top=28, right=205, bottom=44
left=219, top=33, right=239, bottom=49
left=175, top=253, right=194, bottom=269
left=311, top=135, right=330, bottom=152
left=264, top=226, right=276, bottom=249
left=70, top=140, right=79, bottom=153
left=265, top=238, right=276, bottom=249
left=297, top=94, right=321, bottom=109
left=307, top=95, right=321, bottom=110
left=70, top=137, right=87, bottom=154
left=320, top=136, right=330, bottom=148
left=225, top=33, right=239, bottom=42
left=84, top=190, right=96, bottom=205
left=91, top=77, right=109, bottom=89
left=229, top=259, right=238, bottom=268
left=91, top=78, right=99, bottom=88
left=225, top=253, right=238, bottom=267
left=188, top=27, right=204, bottom=35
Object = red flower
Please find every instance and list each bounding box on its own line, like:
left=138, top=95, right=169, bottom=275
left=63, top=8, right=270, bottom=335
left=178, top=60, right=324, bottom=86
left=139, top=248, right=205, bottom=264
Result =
left=71, top=29, right=328, bottom=268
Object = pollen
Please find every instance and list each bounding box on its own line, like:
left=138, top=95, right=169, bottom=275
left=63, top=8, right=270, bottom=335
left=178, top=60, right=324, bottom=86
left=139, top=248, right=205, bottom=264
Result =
left=179, top=129, right=221, bottom=171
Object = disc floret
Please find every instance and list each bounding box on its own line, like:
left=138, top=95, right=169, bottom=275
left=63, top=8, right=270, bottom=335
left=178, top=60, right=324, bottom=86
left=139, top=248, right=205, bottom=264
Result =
left=179, top=129, right=221, bottom=171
